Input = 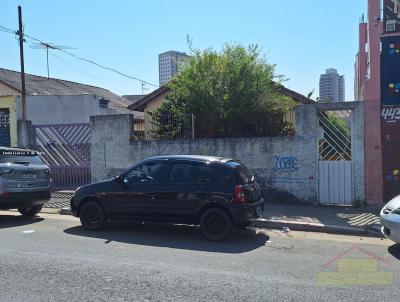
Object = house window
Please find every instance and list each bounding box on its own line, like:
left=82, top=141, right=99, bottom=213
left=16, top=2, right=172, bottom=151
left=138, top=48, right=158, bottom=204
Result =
left=99, top=98, right=110, bottom=109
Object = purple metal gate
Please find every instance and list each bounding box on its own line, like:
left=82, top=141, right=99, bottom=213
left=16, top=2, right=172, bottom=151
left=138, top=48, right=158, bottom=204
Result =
left=31, top=123, right=91, bottom=191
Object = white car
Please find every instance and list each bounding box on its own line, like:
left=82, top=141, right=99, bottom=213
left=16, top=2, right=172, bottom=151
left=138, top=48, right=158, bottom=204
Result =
left=380, top=196, right=400, bottom=243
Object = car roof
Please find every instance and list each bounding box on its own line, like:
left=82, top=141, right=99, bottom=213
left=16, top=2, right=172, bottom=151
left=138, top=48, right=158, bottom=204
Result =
left=0, top=146, right=38, bottom=153
left=145, top=155, right=234, bottom=163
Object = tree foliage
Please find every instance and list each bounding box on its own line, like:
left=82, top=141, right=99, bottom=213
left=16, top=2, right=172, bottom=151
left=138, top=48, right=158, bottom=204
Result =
left=154, top=43, right=294, bottom=138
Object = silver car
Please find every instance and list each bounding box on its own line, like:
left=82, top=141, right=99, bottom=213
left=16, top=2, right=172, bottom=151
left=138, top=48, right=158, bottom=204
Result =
left=0, top=147, right=52, bottom=216
left=380, top=196, right=400, bottom=244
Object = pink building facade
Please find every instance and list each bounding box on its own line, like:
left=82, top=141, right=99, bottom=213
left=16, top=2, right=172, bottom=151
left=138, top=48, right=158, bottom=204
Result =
left=355, top=0, right=383, bottom=204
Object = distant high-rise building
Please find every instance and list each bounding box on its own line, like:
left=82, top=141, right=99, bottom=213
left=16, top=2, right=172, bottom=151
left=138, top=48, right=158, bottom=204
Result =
left=159, top=51, right=188, bottom=85
left=319, top=68, right=345, bottom=102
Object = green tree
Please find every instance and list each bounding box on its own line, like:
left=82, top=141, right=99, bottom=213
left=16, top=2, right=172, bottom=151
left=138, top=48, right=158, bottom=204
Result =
left=154, top=43, right=294, bottom=138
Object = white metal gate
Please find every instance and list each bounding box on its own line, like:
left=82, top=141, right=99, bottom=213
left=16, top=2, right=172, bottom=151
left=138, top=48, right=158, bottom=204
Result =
left=319, top=161, right=353, bottom=205
left=318, top=110, right=354, bottom=205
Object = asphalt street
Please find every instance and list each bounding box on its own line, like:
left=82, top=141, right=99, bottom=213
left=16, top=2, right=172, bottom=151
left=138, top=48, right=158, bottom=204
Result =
left=1, top=211, right=400, bottom=302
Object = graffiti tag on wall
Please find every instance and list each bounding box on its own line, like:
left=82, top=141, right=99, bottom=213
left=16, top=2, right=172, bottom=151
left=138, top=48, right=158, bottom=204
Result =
left=275, top=155, right=299, bottom=172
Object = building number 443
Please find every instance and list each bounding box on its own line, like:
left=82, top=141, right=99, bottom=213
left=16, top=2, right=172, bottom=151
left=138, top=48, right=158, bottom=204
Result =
left=381, top=107, right=400, bottom=122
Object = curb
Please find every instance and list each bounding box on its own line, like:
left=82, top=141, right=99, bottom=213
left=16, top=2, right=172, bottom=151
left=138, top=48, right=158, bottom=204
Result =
left=253, top=218, right=384, bottom=238
left=40, top=208, right=61, bottom=215
left=59, top=207, right=72, bottom=215
left=40, top=208, right=384, bottom=238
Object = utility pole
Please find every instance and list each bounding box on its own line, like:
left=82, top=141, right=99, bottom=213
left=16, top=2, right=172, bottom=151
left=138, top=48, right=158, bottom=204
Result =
left=18, top=5, right=27, bottom=121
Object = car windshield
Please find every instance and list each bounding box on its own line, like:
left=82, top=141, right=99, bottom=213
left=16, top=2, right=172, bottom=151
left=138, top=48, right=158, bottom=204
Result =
left=0, top=155, right=43, bottom=165
left=225, top=161, right=254, bottom=184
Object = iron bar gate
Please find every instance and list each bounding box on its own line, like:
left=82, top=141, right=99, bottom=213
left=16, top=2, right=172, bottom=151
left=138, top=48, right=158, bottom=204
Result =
left=31, top=123, right=91, bottom=191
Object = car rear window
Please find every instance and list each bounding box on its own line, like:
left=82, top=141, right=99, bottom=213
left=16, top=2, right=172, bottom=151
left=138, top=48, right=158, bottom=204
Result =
left=169, top=163, right=197, bottom=184
left=197, top=164, right=213, bottom=184
left=215, top=165, right=236, bottom=185
left=225, top=161, right=254, bottom=184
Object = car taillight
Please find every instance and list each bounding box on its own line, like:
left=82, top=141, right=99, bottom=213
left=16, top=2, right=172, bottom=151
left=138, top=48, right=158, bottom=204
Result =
left=234, top=185, right=247, bottom=203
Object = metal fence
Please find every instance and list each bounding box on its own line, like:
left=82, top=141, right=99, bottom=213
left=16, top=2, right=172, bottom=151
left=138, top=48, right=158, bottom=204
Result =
left=31, top=123, right=92, bottom=191
left=195, top=114, right=292, bottom=139
left=50, top=166, right=91, bottom=191
left=133, top=113, right=194, bottom=140
left=132, top=110, right=294, bottom=141
left=318, top=110, right=352, bottom=161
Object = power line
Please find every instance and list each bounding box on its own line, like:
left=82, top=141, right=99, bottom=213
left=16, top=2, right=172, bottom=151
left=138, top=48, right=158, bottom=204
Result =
left=0, top=25, right=17, bottom=34
left=49, top=51, right=131, bottom=96
left=23, top=33, right=159, bottom=87
left=0, top=24, right=159, bottom=88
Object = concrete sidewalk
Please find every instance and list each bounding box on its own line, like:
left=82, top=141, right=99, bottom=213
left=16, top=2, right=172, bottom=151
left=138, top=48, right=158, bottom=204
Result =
left=255, top=203, right=383, bottom=237
left=43, top=191, right=73, bottom=209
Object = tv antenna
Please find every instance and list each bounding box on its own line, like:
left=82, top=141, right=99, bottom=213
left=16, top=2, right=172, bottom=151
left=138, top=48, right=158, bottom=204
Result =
left=141, top=82, right=149, bottom=94
left=30, top=42, right=76, bottom=79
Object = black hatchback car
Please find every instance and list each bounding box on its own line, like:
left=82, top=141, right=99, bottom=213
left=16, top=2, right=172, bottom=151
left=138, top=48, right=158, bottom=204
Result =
left=71, top=155, right=264, bottom=240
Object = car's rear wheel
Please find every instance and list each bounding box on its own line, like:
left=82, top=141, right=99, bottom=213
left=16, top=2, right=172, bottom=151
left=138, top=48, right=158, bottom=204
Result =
left=18, top=204, right=43, bottom=217
left=79, top=201, right=106, bottom=230
left=200, top=208, right=232, bottom=241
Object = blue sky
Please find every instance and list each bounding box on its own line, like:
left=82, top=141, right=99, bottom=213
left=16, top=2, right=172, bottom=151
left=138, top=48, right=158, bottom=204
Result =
left=0, top=0, right=367, bottom=100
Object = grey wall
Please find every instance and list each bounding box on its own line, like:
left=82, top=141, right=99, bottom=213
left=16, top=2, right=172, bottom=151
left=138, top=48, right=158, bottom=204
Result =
left=17, top=120, right=32, bottom=148
left=90, top=102, right=365, bottom=203
left=91, top=106, right=318, bottom=202
left=16, top=94, right=118, bottom=125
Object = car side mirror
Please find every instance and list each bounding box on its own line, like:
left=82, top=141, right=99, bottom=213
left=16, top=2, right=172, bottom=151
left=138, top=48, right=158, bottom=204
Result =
left=115, top=175, right=125, bottom=183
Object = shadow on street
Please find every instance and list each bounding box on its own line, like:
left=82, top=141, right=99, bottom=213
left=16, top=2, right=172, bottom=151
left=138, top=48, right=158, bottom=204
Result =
left=388, top=244, right=400, bottom=260
left=0, top=214, right=44, bottom=229
left=64, top=222, right=269, bottom=254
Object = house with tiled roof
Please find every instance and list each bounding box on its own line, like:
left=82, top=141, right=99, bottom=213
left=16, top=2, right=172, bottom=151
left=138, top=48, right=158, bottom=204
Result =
left=0, top=68, right=145, bottom=146
left=128, top=83, right=314, bottom=114
left=0, top=68, right=144, bottom=124
left=127, top=83, right=314, bottom=140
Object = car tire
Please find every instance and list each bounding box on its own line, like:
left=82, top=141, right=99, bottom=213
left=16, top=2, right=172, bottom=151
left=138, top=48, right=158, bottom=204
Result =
left=79, top=201, right=106, bottom=230
left=18, top=204, right=43, bottom=217
left=200, top=208, right=232, bottom=241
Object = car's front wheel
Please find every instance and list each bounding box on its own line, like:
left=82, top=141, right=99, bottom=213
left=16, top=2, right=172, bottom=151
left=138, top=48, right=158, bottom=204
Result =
left=200, top=208, right=232, bottom=241
left=18, top=204, right=43, bottom=217
left=79, top=201, right=106, bottom=230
